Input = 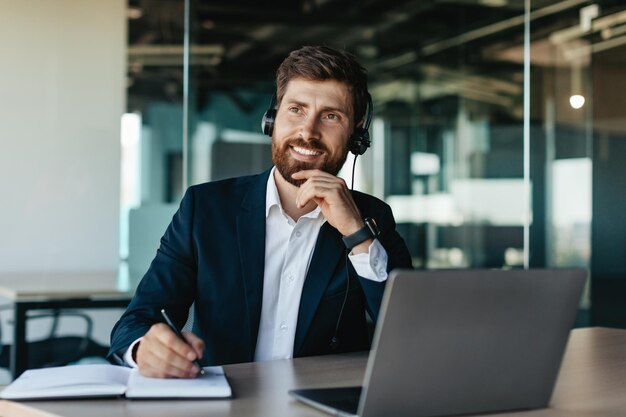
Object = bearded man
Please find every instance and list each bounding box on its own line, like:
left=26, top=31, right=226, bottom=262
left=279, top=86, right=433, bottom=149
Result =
left=109, top=46, right=412, bottom=378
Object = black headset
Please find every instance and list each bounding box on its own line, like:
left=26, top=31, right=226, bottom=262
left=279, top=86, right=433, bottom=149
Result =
left=261, top=92, right=374, bottom=156
left=261, top=94, right=277, bottom=137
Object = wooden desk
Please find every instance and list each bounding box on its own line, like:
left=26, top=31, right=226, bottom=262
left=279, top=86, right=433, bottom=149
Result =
left=0, top=327, right=625, bottom=417
left=0, top=271, right=131, bottom=378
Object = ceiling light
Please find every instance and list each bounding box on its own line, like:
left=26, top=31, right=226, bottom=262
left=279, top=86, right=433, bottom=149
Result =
left=580, top=4, right=600, bottom=33
left=569, top=60, right=585, bottom=110
left=127, top=6, right=143, bottom=20
left=569, top=95, right=585, bottom=109
left=478, top=0, right=507, bottom=7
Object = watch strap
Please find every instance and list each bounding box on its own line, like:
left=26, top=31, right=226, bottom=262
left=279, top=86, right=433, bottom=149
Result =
left=342, top=217, right=380, bottom=250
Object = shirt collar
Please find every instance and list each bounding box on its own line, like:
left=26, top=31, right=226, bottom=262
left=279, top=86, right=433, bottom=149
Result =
left=265, top=166, right=323, bottom=220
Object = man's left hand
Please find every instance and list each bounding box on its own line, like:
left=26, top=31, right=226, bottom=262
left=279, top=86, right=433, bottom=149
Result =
left=291, top=169, right=365, bottom=238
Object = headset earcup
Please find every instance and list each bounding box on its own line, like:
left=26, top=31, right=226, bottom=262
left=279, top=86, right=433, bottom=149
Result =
left=261, top=109, right=276, bottom=136
left=349, top=129, right=371, bottom=155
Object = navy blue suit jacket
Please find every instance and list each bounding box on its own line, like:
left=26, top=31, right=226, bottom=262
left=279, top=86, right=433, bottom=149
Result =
left=109, top=168, right=412, bottom=365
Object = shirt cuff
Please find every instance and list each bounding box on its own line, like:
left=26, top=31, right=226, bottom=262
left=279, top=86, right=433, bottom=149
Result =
left=348, top=239, right=388, bottom=282
left=123, top=337, right=143, bottom=368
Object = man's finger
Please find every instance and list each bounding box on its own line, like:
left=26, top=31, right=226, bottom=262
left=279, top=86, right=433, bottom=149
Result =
left=142, top=349, right=196, bottom=378
left=137, top=324, right=201, bottom=378
left=296, top=178, right=350, bottom=207
left=153, top=323, right=198, bottom=360
left=137, top=339, right=197, bottom=378
left=183, top=332, right=205, bottom=360
left=291, top=169, right=334, bottom=180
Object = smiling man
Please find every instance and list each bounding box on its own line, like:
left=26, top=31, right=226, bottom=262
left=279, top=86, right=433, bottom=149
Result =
left=109, top=46, right=412, bottom=378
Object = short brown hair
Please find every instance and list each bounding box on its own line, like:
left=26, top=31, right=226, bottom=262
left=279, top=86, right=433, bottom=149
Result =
left=275, top=46, right=369, bottom=127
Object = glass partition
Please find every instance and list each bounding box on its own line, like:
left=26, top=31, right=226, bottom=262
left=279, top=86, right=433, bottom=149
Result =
left=124, top=0, right=626, bottom=327
left=528, top=0, right=626, bottom=326
left=122, top=0, right=187, bottom=287
left=181, top=2, right=530, bottom=271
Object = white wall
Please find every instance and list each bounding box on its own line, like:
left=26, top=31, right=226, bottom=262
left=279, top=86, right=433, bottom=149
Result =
left=0, top=0, right=125, bottom=272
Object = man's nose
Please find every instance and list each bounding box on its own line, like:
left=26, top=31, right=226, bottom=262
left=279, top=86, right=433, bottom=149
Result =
left=299, top=114, right=321, bottom=141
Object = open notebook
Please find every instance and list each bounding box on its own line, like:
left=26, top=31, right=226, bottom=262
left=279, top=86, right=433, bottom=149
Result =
left=0, top=364, right=232, bottom=400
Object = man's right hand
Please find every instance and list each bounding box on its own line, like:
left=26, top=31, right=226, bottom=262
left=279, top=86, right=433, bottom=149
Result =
left=135, top=323, right=205, bottom=378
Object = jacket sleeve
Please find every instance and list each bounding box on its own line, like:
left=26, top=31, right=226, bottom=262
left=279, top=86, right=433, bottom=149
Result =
left=357, top=199, right=413, bottom=322
left=108, top=188, right=198, bottom=361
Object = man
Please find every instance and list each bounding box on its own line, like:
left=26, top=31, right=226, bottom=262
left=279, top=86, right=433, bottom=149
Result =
left=109, top=46, right=412, bottom=378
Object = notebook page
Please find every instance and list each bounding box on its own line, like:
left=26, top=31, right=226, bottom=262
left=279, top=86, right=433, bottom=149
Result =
left=125, top=366, right=232, bottom=399
left=0, top=364, right=130, bottom=400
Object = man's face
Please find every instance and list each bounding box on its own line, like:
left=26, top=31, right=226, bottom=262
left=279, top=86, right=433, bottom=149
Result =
left=272, top=78, right=354, bottom=187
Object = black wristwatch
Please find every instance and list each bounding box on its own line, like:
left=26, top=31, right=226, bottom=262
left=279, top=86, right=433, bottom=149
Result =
left=342, top=217, right=380, bottom=250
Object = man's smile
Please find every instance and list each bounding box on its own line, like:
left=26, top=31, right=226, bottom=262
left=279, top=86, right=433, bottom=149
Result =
left=290, top=145, right=323, bottom=159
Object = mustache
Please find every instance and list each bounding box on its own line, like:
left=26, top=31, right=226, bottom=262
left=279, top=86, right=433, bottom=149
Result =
left=282, top=138, right=328, bottom=153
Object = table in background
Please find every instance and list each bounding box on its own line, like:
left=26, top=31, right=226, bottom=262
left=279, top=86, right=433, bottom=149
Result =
left=0, top=327, right=625, bottom=417
left=0, top=271, right=131, bottom=378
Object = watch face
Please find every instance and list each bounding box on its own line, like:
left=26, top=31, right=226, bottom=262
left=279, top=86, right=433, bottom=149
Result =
left=365, top=217, right=380, bottom=237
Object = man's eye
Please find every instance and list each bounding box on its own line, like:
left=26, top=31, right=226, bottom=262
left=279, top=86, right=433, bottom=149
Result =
left=326, top=113, right=338, bottom=120
left=288, top=107, right=300, bottom=113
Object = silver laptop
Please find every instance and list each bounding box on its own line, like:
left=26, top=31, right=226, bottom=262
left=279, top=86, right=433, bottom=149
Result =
left=290, top=268, right=587, bottom=417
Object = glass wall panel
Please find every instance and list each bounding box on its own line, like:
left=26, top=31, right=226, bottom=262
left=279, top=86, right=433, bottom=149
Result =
left=529, top=0, right=626, bottom=326
left=124, top=0, right=626, bottom=328
left=528, top=1, right=595, bottom=273
left=122, top=0, right=186, bottom=288
left=182, top=1, right=530, bottom=271
left=590, top=2, right=626, bottom=327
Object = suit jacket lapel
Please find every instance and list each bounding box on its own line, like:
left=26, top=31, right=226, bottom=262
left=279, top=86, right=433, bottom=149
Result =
left=294, top=222, right=345, bottom=354
left=236, top=169, right=271, bottom=360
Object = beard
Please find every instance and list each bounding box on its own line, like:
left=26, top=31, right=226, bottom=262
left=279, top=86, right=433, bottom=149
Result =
left=272, top=137, right=349, bottom=187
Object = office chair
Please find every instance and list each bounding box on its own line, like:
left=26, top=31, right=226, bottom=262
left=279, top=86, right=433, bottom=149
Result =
left=0, top=307, right=110, bottom=370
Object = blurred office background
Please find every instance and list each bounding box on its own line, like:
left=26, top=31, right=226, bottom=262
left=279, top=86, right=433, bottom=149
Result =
left=1, top=0, right=626, bottom=377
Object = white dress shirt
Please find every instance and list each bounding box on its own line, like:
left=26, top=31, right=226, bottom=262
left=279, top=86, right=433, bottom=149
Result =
left=125, top=167, right=388, bottom=366
left=254, top=167, right=388, bottom=361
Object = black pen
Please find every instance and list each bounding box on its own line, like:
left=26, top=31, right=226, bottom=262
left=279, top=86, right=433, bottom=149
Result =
left=160, top=309, right=205, bottom=375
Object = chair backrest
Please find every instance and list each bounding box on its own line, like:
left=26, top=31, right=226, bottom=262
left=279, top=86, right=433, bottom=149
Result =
left=0, top=310, right=110, bottom=371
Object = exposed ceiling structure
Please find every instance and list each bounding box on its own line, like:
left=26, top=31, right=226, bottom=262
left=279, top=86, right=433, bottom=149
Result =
left=126, top=0, right=626, bottom=117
